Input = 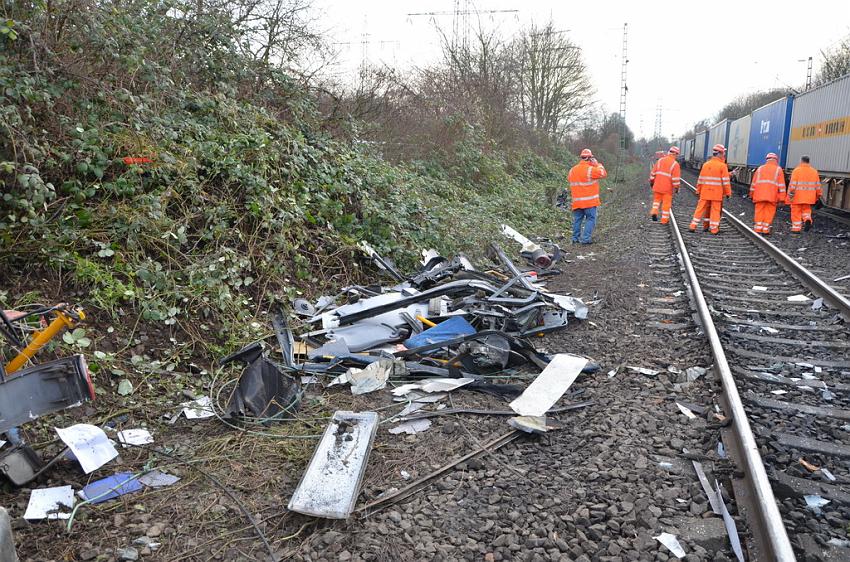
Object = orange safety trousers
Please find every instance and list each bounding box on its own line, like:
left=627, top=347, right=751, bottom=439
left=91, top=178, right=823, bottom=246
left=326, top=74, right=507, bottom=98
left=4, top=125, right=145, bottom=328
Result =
left=689, top=199, right=721, bottom=233
left=790, top=204, right=812, bottom=232
left=650, top=193, right=673, bottom=224
left=753, top=202, right=777, bottom=234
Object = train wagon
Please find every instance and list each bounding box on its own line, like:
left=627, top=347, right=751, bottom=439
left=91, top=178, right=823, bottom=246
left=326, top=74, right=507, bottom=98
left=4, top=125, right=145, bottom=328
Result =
left=709, top=119, right=732, bottom=157
left=727, top=115, right=751, bottom=171
left=748, top=95, right=794, bottom=169
left=693, top=130, right=709, bottom=166
left=787, top=74, right=850, bottom=210
left=684, top=138, right=695, bottom=163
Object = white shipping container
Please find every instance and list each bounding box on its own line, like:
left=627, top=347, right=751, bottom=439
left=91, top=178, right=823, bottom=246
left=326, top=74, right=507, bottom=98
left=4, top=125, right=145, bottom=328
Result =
left=694, top=132, right=708, bottom=163
left=787, top=73, right=850, bottom=175
left=709, top=119, right=731, bottom=153
left=727, top=115, right=751, bottom=166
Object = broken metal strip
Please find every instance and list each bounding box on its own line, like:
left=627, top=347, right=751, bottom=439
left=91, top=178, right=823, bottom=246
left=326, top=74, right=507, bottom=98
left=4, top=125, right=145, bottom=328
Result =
left=692, top=461, right=723, bottom=515
left=328, top=280, right=501, bottom=327
left=356, top=429, right=522, bottom=516
left=272, top=310, right=296, bottom=368
left=669, top=209, right=796, bottom=562
left=715, top=480, right=746, bottom=562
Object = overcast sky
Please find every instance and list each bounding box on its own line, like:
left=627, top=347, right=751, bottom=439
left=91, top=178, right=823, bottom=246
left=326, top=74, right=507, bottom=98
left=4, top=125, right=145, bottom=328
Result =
left=312, top=0, right=850, bottom=140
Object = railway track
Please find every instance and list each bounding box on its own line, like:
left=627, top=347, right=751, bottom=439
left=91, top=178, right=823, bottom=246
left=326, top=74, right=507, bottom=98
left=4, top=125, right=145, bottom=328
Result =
left=661, top=180, right=850, bottom=561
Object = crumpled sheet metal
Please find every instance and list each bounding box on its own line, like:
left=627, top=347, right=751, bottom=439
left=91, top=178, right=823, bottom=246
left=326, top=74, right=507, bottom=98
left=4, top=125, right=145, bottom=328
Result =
left=288, top=411, right=379, bottom=519
left=225, top=356, right=299, bottom=419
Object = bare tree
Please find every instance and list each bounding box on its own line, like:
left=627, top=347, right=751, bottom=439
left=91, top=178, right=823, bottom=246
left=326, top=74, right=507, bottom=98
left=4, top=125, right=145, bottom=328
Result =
left=512, top=21, right=593, bottom=138
left=714, top=88, right=788, bottom=122
left=816, top=35, right=850, bottom=85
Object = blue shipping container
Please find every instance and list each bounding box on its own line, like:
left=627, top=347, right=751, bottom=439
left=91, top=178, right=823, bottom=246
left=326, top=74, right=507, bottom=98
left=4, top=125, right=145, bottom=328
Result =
left=747, top=96, right=794, bottom=168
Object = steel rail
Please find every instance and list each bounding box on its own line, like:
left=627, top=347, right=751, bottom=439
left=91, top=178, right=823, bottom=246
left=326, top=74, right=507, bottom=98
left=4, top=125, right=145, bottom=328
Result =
left=668, top=209, right=796, bottom=561
left=681, top=178, right=850, bottom=321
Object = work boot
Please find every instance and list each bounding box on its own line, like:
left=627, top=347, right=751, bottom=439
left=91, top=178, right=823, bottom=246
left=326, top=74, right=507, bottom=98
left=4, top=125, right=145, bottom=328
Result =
left=804, top=220, right=812, bottom=232
left=651, top=214, right=658, bottom=222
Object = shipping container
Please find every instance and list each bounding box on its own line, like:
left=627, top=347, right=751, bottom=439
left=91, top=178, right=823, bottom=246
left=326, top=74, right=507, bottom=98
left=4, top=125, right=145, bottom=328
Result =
left=727, top=115, right=751, bottom=166
left=787, top=74, right=850, bottom=175
left=683, top=138, right=694, bottom=162
left=748, top=95, right=794, bottom=168
left=709, top=119, right=732, bottom=153
left=693, top=131, right=709, bottom=163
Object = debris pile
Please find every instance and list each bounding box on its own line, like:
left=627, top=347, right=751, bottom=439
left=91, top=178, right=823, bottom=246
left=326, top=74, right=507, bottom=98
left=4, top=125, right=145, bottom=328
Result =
left=230, top=228, right=597, bottom=519
left=284, top=230, right=586, bottom=386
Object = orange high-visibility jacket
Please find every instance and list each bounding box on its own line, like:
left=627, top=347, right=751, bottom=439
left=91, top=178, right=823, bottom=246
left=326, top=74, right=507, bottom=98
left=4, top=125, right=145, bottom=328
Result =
left=749, top=161, right=786, bottom=203
left=568, top=160, right=608, bottom=210
left=786, top=163, right=822, bottom=204
left=649, top=155, right=681, bottom=194
left=696, top=157, right=731, bottom=201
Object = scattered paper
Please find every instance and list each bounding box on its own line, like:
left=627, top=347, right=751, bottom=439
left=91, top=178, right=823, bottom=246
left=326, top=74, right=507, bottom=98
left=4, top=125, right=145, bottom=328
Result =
left=388, top=419, right=432, bottom=435
left=181, top=396, right=215, bottom=419
left=300, top=375, right=319, bottom=385
left=804, top=494, right=830, bottom=514
left=607, top=368, right=618, bottom=378
left=751, top=285, right=768, bottom=291
left=717, top=442, right=727, bottom=459
left=24, top=486, right=75, bottom=520
left=760, top=326, right=779, bottom=334
left=653, top=532, right=685, bottom=558
left=821, top=468, right=836, bottom=482
left=627, top=366, right=660, bottom=376
left=117, top=429, right=153, bottom=448
left=138, top=470, right=181, bottom=488
left=685, top=366, right=706, bottom=381
left=676, top=403, right=697, bottom=419
left=55, top=424, right=118, bottom=474
left=509, top=416, right=560, bottom=434
left=770, top=389, right=788, bottom=395
left=393, top=378, right=474, bottom=396
left=347, top=359, right=405, bottom=395
left=812, top=298, right=824, bottom=310
left=787, top=294, right=811, bottom=302
left=80, top=473, right=143, bottom=504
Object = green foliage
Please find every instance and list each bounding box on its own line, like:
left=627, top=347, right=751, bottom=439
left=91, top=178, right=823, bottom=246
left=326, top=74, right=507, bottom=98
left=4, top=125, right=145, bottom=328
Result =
left=0, top=1, right=585, bottom=356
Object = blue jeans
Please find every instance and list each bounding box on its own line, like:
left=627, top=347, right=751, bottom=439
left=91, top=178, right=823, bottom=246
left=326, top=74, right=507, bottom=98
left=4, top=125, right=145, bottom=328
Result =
left=572, top=207, right=597, bottom=243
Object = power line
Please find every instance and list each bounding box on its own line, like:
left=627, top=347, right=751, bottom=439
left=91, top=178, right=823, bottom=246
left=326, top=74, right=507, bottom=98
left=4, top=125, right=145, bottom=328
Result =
left=615, top=22, right=628, bottom=182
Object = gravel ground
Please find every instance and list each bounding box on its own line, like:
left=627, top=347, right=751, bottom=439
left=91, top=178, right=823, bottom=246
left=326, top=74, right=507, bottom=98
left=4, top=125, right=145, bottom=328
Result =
left=290, top=177, right=749, bottom=562
left=4, top=173, right=761, bottom=562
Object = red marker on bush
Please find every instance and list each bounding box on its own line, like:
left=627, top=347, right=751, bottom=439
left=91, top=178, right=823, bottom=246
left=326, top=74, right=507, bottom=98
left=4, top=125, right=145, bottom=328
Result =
left=122, top=157, right=153, bottom=165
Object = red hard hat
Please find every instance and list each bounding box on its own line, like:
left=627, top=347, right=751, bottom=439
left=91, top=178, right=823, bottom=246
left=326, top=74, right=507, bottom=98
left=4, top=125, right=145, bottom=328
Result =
left=765, top=152, right=778, bottom=161
left=712, top=144, right=726, bottom=153
left=669, top=146, right=680, bottom=155
left=580, top=148, right=593, bottom=158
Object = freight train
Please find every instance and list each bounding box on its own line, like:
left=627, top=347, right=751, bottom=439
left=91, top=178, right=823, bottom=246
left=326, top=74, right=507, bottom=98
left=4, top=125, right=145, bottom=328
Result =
left=677, top=72, right=850, bottom=211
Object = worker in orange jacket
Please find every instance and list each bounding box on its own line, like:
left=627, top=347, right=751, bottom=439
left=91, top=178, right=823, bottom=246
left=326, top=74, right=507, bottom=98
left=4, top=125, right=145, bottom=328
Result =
left=786, top=155, right=822, bottom=233
left=748, top=152, right=785, bottom=235
left=649, top=146, right=681, bottom=224
left=689, top=144, right=731, bottom=235
left=567, top=148, right=608, bottom=244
